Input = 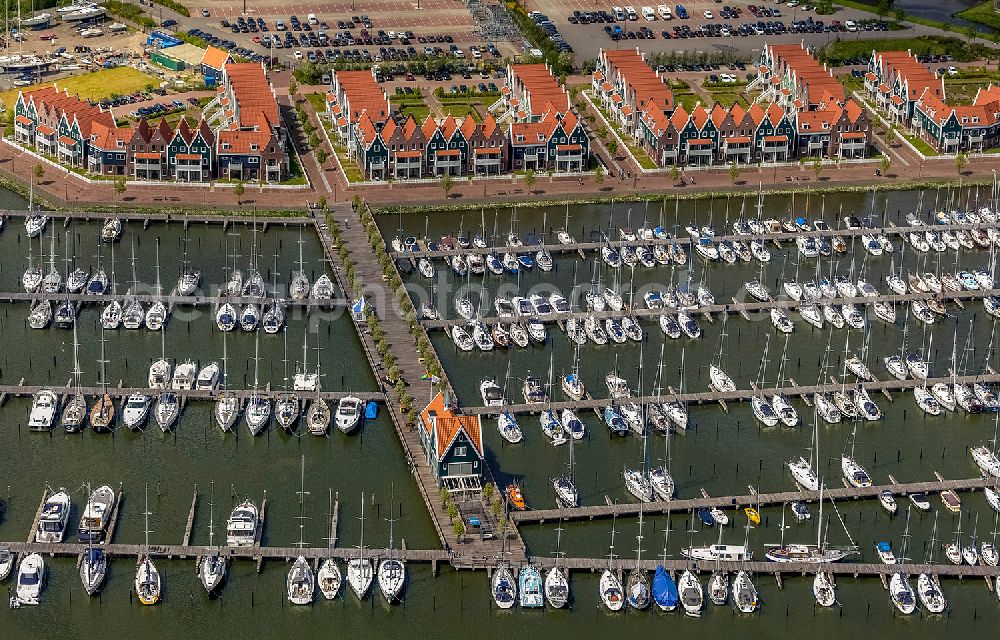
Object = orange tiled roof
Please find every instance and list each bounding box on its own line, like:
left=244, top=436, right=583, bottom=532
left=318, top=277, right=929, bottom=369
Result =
left=395, top=150, right=422, bottom=158
left=841, top=132, right=867, bottom=139
left=201, top=45, right=231, bottom=70
left=176, top=153, right=202, bottom=161
left=14, top=115, right=31, bottom=125
left=507, top=63, right=570, bottom=116
left=133, top=152, right=161, bottom=159
left=58, top=135, right=76, bottom=146
left=420, top=392, right=483, bottom=459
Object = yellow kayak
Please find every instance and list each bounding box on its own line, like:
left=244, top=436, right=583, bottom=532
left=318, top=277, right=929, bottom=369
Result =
left=744, top=507, right=761, bottom=525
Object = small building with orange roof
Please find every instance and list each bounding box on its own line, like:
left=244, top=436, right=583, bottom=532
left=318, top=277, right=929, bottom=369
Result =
left=418, top=391, right=484, bottom=488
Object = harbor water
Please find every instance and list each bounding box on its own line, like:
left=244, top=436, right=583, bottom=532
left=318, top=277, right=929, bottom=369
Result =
left=1, top=187, right=1000, bottom=636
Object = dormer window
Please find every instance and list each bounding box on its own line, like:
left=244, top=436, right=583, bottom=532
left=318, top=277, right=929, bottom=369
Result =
left=250, top=143, right=259, bottom=151
left=222, top=142, right=231, bottom=150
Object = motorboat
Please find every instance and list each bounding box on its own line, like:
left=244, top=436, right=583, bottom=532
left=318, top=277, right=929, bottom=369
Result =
left=519, top=564, right=544, bottom=607
left=908, top=492, right=931, bottom=511
left=16, top=553, right=44, bottom=605
left=599, top=568, right=624, bottom=611
left=875, top=541, right=896, bottom=564
left=318, top=559, right=342, bottom=599
left=154, top=393, right=179, bottom=432
left=28, top=389, right=58, bottom=430
left=122, top=393, right=151, bottom=430
left=171, top=360, right=196, bottom=390
left=134, top=554, right=161, bottom=606
left=35, top=489, right=71, bottom=543
left=492, top=564, right=517, bottom=609
left=941, top=489, right=962, bottom=514
left=678, top=570, right=703, bottom=617
left=196, top=362, right=221, bottom=391
left=889, top=573, right=916, bottom=615
left=226, top=501, right=258, bottom=546
left=791, top=501, right=811, bottom=522
left=245, top=395, right=271, bottom=435
left=80, top=547, right=107, bottom=596
left=879, top=490, right=898, bottom=515
left=788, top=457, right=819, bottom=491
left=681, top=544, right=752, bottom=562
left=526, top=317, right=547, bottom=343
left=287, top=556, right=315, bottom=605
left=336, top=396, right=363, bottom=433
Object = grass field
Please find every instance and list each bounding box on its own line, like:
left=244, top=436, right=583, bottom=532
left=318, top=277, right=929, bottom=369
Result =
left=396, top=97, right=431, bottom=122
left=0, top=67, right=161, bottom=110
left=710, top=93, right=748, bottom=108
left=819, top=36, right=1000, bottom=65
left=904, top=133, right=939, bottom=157
left=954, top=1, right=1000, bottom=33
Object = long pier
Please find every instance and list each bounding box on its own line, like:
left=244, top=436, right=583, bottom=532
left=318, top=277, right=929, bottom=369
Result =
left=1, top=383, right=382, bottom=404
left=422, top=288, right=998, bottom=330
left=391, top=220, right=1000, bottom=259
left=462, top=372, right=1000, bottom=416
left=5, top=209, right=313, bottom=226
left=510, top=475, right=993, bottom=524
left=6, top=291, right=344, bottom=309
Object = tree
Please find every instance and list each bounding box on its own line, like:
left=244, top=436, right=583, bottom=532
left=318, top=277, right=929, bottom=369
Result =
left=316, top=195, right=328, bottom=212
left=233, top=180, right=246, bottom=205
left=439, top=173, right=454, bottom=199
left=288, top=78, right=298, bottom=99
left=607, top=139, right=619, bottom=158
left=594, top=163, right=605, bottom=185
left=880, top=155, right=892, bottom=177
left=315, top=148, right=328, bottom=165
left=308, top=132, right=320, bottom=149
left=729, top=161, right=741, bottom=185
left=113, top=175, right=126, bottom=204
left=811, top=157, right=824, bottom=181
left=522, top=169, right=536, bottom=192
left=669, top=164, right=681, bottom=186
left=955, top=152, right=969, bottom=175
left=33, top=161, right=44, bottom=183
left=876, top=0, right=890, bottom=19
left=452, top=518, right=466, bottom=540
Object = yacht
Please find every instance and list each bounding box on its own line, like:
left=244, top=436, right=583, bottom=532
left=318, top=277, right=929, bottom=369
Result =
left=318, top=559, right=342, bottom=599
left=154, top=393, right=179, bottom=432
left=498, top=411, right=523, bottom=444
left=196, top=362, right=221, bottom=391
left=78, top=485, right=115, bottom=542
left=623, top=468, right=653, bottom=502
left=492, top=564, right=517, bottom=609
left=275, top=393, right=300, bottom=431
left=788, top=457, right=819, bottom=490
left=287, top=556, right=315, bottom=605
left=148, top=359, right=171, bottom=389
left=216, top=303, right=237, bottom=331
left=226, top=501, right=259, bottom=546
left=764, top=543, right=850, bottom=563
left=733, top=571, right=758, bottom=613
left=562, top=373, right=586, bottom=401
left=101, top=300, right=122, bottom=329
left=214, top=394, right=239, bottom=432
left=545, top=566, right=569, bottom=608
left=35, top=489, right=71, bottom=543
left=599, top=568, right=624, bottom=611
left=378, top=556, right=405, bottom=604
left=708, top=365, right=736, bottom=393
left=875, top=541, right=896, bottom=564
left=245, top=395, right=271, bottom=435
left=347, top=556, right=373, bottom=599
left=519, top=564, right=544, bottom=607
left=16, top=553, right=44, bottom=605
left=681, top=544, right=752, bottom=561
left=813, top=572, right=836, bottom=607
left=917, top=573, right=947, bottom=613
left=336, top=396, right=363, bottom=433
left=28, top=389, right=59, bottom=430
left=80, top=547, right=107, bottom=596
left=122, top=393, right=151, bottom=429
left=971, top=445, right=1000, bottom=477
left=678, top=570, right=703, bottom=617
left=307, top=398, right=331, bottom=436
left=239, top=303, right=260, bottom=331
left=889, top=573, right=916, bottom=615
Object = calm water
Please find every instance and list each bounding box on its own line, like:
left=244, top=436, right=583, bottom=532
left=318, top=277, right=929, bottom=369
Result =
left=2, top=188, right=1000, bottom=636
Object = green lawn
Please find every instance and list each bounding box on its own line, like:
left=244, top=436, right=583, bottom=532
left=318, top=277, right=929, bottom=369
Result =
left=955, top=1, right=1000, bottom=33
left=819, top=36, right=1000, bottom=65
left=0, top=67, right=161, bottom=109
left=436, top=95, right=493, bottom=118
left=593, top=100, right=657, bottom=170
left=335, top=148, right=365, bottom=183
left=396, top=98, right=431, bottom=122
left=673, top=92, right=700, bottom=113
left=710, top=93, right=748, bottom=108
left=904, top=134, right=939, bottom=156
left=838, top=74, right=864, bottom=93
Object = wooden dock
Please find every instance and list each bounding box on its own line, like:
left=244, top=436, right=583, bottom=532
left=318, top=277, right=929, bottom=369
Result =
left=4, top=209, right=312, bottom=226
left=102, top=487, right=124, bottom=545
left=25, top=488, right=51, bottom=543
left=179, top=487, right=198, bottom=558
left=0, top=383, right=382, bottom=405
left=328, top=493, right=339, bottom=549
left=254, top=493, right=267, bottom=573
left=510, top=475, right=993, bottom=524
left=421, top=287, right=999, bottom=330
left=391, top=220, right=1000, bottom=259
left=5, top=290, right=345, bottom=310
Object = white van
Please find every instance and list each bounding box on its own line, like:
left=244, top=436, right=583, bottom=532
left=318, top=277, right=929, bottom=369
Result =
left=845, top=20, right=858, bottom=32
left=275, top=19, right=286, bottom=31
left=625, top=5, right=638, bottom=20
left=612, top=6, right=625, bottom=20
left=641, top=6, right=656, bottom=20
left=307, top=13, right=318, bottom=24
left=657, top=4, right=672, bottom=18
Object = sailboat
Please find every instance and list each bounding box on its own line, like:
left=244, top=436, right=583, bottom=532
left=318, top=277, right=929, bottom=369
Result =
left=146, top=239, right=168, bottom=330
left=599, top=515, right=624, bottom=611
left=347, top=492, right=374, bottom=599
left=889, top=506, right=916, bottom=615
left=176, top=229, right=201, bottom=296
left=813, top=571, right=836, bottom=607
left=544, top=521, right=570, bottom=608
left=289, top=228, right=311, bottom=300
left=678, top=570, right=703, bottom=617
left=135, top=484, right=161, bottom=605
left=214, top=329, right=239, bottom=432
left=288, top=456, right=315, bottom=605
left=765, top=482, right=852, bottom=563
left=918, top=510, right=947, bottom=613
left=199, top=482, right=227, bottom=595
left=90, top=327, right=115, bottom=432
left=245, top=330, right=271, bottom=436
left=625, top=512, right=650, bottom=609
left=377, top=489, right=406, bottom=604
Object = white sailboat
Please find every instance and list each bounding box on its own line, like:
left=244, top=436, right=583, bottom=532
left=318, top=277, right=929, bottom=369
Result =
left=347, top=492, right=374, bottom=599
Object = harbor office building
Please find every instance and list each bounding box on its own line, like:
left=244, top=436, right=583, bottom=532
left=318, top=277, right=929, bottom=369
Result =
left=327, top=64, right=590, bottom=180
left=418, top=392, right=484, bottom=495
left=12, top=62, right=288, bottom=182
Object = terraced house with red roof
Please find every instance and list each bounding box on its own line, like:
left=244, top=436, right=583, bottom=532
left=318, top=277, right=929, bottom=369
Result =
left=13, top=84, right=115, bottom=168
left=326, top=69, right=393, bottom=179
left=592, top=48, right=674, bottom=138
left=754, top=41, right=845, bottom=111
left=212, top=62, right=288, bottom=182
left=864, top=50, right=944, bottom=126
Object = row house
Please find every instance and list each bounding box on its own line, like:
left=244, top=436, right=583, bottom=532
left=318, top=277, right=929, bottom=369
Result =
left=326, top=69, right=391, bottom=151
left=14, top=84, right=115, bottom=168
left=636, top=99, right=870, bottom=166
left=755, top=41, right=844, bottom=111
left=864, top=50, right=944, bottom=125
left=592, top=48, right=673, bottom=137
left=87, top=116, right=217, bottom=179
left=166, top=118, right=216, bottom=182
left=501, top=63, right=571, bottom=122
left=510, top=110, right=589, bottom=172
left=912, top=89, right=1000, bottom=153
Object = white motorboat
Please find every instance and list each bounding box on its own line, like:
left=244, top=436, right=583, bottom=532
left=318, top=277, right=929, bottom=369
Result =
left=971, top=445, right=1000, bottom=477
left=599, top=568, right=624, bottom=611
left=875, top=541, right=896, bottom=564
left=16, top=553, right=44, bottom=605
left=318, top=559, right=342, bottom=599
left=170, top=361, right=196, bottom=390
left=336, top=396, right=363, bottom=433
left=196, top=362, right=221, bottom=391
left=909, top=492, right=931, bottom=511
left=35, top=489, right=71, bottom=543
left=479, top=378, right=504, bottom=407
left=122, top=393, right=151, bottom=430
left=788, top=457, right=819, bottom=491
left=287, top=556, right=315, bottom=605
left=28, top=389, right=58, bottom=430
left=226, top=501, right=258, bottom=546
left=681, top=544, right=752, bottom=562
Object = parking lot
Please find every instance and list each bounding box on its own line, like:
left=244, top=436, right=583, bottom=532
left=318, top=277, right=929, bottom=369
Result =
left=525, top=0, right=939, bottom=61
